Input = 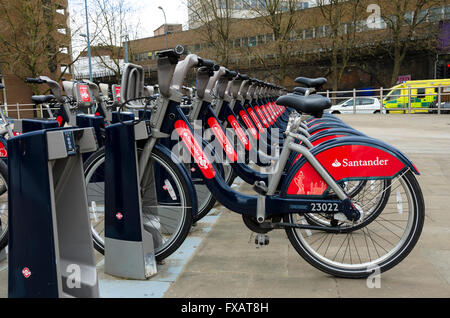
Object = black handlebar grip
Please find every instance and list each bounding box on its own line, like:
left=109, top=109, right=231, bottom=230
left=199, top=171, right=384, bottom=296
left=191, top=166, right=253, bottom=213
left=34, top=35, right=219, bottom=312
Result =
left=226, top=70, right=238, bottom=78
left=197, top=58, right=215, bottom=68
left=25, top=77, right=46, bottom=84
left=212, top=64, right=220, bottom=71
left=237, top=74, right=249, bottom=81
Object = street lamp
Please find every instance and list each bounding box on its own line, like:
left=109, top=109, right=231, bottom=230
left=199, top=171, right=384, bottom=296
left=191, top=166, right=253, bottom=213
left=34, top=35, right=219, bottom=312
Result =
left=158, top=6, right=168, bottom=50
left=122, top=35, right=129, bottom=63
left=83, top=0, right=93, bottom=81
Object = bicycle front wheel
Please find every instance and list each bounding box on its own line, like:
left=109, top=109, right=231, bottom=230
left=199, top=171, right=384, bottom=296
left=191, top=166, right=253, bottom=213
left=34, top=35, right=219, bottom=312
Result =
left=285, top=170, right=424, bottom=278
left=84, top=146, right=193, bottom=261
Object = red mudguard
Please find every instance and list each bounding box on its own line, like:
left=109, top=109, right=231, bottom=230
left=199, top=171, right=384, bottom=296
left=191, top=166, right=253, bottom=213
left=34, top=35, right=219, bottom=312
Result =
left=282, top=138, right=418, bottom=196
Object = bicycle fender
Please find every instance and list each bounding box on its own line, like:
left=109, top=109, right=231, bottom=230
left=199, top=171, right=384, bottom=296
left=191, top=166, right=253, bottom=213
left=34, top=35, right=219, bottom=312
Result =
left=281, top=136, right=419, bottom=197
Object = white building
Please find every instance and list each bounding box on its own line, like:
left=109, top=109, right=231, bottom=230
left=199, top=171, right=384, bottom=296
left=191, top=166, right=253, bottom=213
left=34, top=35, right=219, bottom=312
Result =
left=73, top=55, right=124, bottom=80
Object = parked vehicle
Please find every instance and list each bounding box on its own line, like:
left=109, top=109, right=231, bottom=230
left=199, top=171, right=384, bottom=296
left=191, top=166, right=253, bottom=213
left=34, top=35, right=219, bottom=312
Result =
left=383, top=79, right=450, bottom=114
left=330, top=97, right=384, bottom=114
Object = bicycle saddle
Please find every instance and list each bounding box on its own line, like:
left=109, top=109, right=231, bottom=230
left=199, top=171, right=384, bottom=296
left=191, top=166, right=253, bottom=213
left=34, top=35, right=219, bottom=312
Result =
left=294, top=77, right=327, bottom=88
left=276, top=94, right=331, bottom=116
left=31, top=95, right=56, bottom=104
left=293, top=87, right=308, bottom=95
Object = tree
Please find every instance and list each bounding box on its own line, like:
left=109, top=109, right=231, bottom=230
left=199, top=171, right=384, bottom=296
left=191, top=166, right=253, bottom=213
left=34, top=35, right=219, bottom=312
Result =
left=243, top=0, right=301, bottom=84
left=315, top=0, right=365, bottom=92
left=376, top=0, right=443, bottom=85
left=86, top=0, right=140, bottom=82
left=187, top=0, right=234, bottom=65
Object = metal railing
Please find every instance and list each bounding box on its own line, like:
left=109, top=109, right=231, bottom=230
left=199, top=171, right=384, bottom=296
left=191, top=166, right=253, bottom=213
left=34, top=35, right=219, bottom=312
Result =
left=1, top=84, right=450, bottom=119
left=1, top=103, right=61, bottom=119
left=317, top=85, right=450, bottom=114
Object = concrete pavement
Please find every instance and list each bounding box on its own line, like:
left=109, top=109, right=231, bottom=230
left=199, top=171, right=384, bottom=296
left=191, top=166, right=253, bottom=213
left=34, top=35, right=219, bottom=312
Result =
left=164, top=114, right=450, bottom=298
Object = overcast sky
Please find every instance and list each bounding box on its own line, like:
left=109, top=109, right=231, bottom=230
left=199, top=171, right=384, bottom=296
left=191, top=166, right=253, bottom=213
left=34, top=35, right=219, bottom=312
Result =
left=126, top=0, right=189, bottom=36
left=69, top=0, right=189, bottom=40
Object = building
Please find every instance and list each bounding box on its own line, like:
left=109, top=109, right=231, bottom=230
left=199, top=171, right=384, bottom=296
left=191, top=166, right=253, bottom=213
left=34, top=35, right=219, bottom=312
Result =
left=73, top=45, right=124, bottom=82
left=154, top=24, right=183, bottom=36
left=0, top=0, right=72, bottom=117
left=187, top=0, right=311, bottom=29
left=128, top=1, right=449, bottom=90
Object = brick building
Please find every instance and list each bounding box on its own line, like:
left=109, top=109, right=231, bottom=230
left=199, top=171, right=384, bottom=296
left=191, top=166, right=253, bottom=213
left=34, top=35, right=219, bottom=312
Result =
left=128, top=1, right=450, bottom=90
left=0, top=0, right=72, bottom=117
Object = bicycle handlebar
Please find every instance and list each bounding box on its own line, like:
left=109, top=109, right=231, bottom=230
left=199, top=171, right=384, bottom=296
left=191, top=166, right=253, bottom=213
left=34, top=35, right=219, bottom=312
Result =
left=25, top=77, right=47, bottom=84
left=236, top=74, right=249, bottom=81
left=197, top=57, right=215, bottom=69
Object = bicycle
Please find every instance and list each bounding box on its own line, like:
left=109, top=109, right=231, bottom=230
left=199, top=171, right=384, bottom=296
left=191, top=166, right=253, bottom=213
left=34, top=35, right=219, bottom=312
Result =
left=87, top=48, right=424, bottom=278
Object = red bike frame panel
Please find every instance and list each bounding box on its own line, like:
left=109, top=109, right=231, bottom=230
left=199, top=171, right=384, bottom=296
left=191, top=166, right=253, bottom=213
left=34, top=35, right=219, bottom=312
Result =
left=207, top=117, right=238, bottom=162
left=228, top=115, right=252, bottom=151
left=175, top=120, right=216, bottom=179
left=239, top=110, right=259, bottom=140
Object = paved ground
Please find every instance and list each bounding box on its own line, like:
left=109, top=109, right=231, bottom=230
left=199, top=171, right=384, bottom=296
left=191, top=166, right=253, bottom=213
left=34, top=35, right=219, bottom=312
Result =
left=0, top=114, right=449, bottom=298
left=164, top=114, right=450, bottom=298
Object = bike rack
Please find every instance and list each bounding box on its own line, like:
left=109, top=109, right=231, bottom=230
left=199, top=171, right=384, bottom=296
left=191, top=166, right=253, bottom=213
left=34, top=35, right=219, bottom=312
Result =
left=76, top=114, right=105, bottom=148
left=13, top=118, right=59, bottom=134
left=103, top=119, right=158, bottom=280
left=7, top=125, right=99, bottom=298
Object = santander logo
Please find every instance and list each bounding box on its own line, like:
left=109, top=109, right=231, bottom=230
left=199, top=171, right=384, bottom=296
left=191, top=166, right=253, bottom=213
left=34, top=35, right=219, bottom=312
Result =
left=332, top=157, right=389, bottom=168
left=332, top=159, right=342, bottom=167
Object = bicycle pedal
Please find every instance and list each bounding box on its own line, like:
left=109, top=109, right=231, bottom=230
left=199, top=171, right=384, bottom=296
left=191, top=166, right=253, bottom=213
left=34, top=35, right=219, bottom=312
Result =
left=253, top=181, right=268, bottom=196
left=255, top=234, right=269, bottom=248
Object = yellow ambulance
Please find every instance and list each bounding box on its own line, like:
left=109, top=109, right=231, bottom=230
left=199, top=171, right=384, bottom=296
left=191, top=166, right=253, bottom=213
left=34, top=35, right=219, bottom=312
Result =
left=383, top=79, right=450, bottom=113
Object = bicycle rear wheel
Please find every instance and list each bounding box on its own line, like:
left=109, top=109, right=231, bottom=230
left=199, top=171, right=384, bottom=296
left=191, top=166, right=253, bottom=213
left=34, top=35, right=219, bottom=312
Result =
left=285, top=170, right=424, bottom=278
left=84, top=146, right=193, bottom=261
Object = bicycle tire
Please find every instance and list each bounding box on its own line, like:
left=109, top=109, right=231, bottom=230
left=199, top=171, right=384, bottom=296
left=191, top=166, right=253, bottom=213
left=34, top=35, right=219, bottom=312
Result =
left=84, top=145, right=193, bottom=261
left=284, top=170, right=424, bottom=278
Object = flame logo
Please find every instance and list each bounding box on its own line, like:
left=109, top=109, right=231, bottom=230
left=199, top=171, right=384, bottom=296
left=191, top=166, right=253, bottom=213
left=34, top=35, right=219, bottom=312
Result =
left=332, top=159, right=342, bottom=167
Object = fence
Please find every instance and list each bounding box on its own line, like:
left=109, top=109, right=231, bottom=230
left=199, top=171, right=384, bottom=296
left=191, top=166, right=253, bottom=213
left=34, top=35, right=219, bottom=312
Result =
left=1, top=85, right=450, bottom=119
left=317, top=85, right=450, bottom=115
left=1, top=103, right=64, bottom=120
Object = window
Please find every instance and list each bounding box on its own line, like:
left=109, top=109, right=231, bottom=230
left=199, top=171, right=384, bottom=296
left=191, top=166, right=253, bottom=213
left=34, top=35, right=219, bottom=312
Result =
left=266, top=33, right=274, bottom=42
left=60, top=64, right=70, bottom=75
left=234, top=38, right=241, bottom=47
left=217, top=0, right=227, bottom=9
left=56, top=8, right=65, bottom=15
left=386, top=89, right=401, bottom=101
left=194, top=43, right=201, bottom=51
left=417, top=88, right=426, bottom=98
left=315, top=26, right=325, bottom=38
left=257, top=35, right=265, bottom=45
left=304, top=28, right=314, bottom=39
left=417, top=9, right=427, bottom=22
left=234, top=0, right=242, bottom=9
left=404, top=12, right=413, bottom=25
left=357, top=98, right=375, bottom=105
left=428, top=7, right=443, bottom=22
left=249, top=36, right=256, bottom=47
left=445, top=5, right=450, bottom=19
left=241, top=37, right=248, bottom=47
left=57, top=28, right=67, bottom=35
